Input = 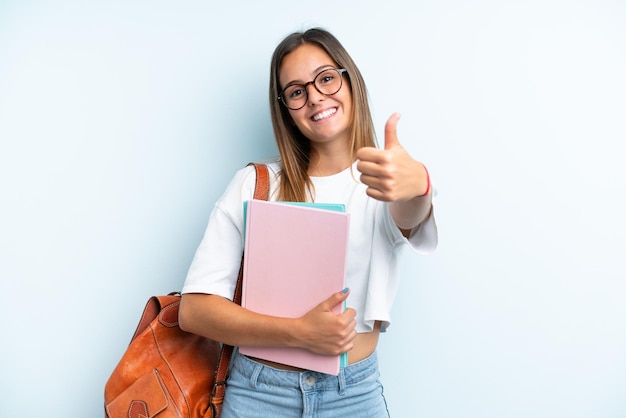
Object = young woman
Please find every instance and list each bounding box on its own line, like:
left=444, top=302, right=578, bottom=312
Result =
left=179, top=27, right=438, bottom=417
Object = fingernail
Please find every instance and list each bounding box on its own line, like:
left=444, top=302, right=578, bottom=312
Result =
left=342, top=287, right=349, bottom=294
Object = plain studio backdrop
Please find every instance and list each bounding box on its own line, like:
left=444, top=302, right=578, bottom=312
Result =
left=1, top=1, right=624, bottom=417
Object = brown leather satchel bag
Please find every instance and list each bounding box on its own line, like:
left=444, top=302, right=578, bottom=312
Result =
left=104, top=163, right=269, bottom=418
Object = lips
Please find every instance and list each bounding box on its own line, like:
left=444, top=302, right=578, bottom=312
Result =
left=311, top=107, right=337, bottom=121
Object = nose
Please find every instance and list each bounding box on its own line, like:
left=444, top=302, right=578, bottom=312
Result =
left=305, top=82, right=325, bottom=105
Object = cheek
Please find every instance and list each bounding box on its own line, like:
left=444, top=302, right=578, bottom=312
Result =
left=338, top=89, right=353, bottom=114
left=289, top=110, right=309, bottom=130
left=341, top=99, right=353, bottom=125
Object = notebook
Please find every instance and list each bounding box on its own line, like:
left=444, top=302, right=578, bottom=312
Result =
left=239, top=199, right=350, bottom=375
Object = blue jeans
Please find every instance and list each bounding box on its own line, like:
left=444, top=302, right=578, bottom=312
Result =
left=221, top=349, right=390, bottom=417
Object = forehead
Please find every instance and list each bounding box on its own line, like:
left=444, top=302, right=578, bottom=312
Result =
left=279, top=44, right=336, bottom=85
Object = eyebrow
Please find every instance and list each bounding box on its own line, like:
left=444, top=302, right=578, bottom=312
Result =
left=282, top=64, right=336, bottom=89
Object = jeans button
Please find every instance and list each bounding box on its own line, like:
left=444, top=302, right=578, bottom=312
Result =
left=305, top=376, right=316, bottom=386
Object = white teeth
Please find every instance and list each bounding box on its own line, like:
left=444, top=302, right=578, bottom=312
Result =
left=312, top=108, right=336, bottom=121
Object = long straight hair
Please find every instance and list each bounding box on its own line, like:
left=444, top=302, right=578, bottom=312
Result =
left=269, top=28, right=377, bottom=202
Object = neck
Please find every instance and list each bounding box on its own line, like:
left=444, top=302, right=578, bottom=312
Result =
left=308, top=141, right=352, bottom=177
left=308, top=153, right=353, bottom=177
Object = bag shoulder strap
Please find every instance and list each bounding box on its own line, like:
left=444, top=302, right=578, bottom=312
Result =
left=232, top=162, right=269, bottom=305
left=249, top=162, right=269, bottom=201
left=210, top=162, right=269, bottom=415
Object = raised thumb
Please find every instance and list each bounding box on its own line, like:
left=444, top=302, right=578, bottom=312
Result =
left=384, top=112, right=402, bottom=150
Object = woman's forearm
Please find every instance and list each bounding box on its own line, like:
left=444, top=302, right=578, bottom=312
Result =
left=388, top=190, right=433, bottom=233
left=179, top=293, right=298, bottom=348
left=178, top=290, right=356, bottom=356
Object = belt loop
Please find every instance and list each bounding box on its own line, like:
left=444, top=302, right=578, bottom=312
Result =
left=338, top=368, right=346, bottom=396
left=249, top=362, right=263, bottom=389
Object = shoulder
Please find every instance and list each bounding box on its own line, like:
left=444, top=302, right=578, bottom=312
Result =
left=220, top=160, right=282, bottom=204
left=237, top=159, right=281, bottom=178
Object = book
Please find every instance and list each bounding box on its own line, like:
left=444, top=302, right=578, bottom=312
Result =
left=239, top=199, right=350, bottom=375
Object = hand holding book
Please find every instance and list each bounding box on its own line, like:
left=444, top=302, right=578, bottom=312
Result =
left=293, top=288, right=357, bottom=356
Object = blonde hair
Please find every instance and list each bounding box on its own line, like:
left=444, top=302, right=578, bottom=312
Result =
left=269, top=28, right=376, bottom=202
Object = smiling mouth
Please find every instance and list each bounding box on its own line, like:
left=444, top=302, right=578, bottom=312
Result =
left=311, top=108, right=337, bottom=121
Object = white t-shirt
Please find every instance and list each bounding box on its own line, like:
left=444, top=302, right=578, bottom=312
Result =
left=182, top=161, right=438, bottom=332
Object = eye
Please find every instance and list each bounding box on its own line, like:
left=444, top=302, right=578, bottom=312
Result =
left=318, top=72, right=336, bottom=85
left=286, top=86, right=305, bottom=99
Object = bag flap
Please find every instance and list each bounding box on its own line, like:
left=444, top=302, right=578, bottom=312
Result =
left=105, top=369, right=169, bottom=418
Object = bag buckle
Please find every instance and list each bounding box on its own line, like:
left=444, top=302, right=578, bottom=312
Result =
left=211, top=380, right=227, bottom=397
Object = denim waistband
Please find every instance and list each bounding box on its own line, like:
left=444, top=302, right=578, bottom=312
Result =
left=231, top=349, right=379, bottom=393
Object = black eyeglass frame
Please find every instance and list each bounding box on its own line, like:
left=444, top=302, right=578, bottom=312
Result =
left=277, top=68, right=348, bottom=110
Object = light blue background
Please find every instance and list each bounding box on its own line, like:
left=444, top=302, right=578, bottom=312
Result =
left=1, top=1, right=625, bottom=417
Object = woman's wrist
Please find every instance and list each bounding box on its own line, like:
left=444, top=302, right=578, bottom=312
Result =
left=417, top=164, right=431, bottom=197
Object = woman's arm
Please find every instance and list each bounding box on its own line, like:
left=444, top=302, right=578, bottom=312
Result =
left=178, top=290, right=357, bottom=356
left=356, top=112, right=433, bottom=235
left=388, top=190, right=432, bottom=238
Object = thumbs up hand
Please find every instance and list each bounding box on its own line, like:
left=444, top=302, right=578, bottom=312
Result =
left=356, top=113, right=430, bottom=202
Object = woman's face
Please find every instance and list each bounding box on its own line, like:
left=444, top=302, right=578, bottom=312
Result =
left=279, top=43, right=353, bottom=147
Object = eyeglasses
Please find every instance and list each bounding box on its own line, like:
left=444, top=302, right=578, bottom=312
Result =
left=278, top=68, right=348, bottom=110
